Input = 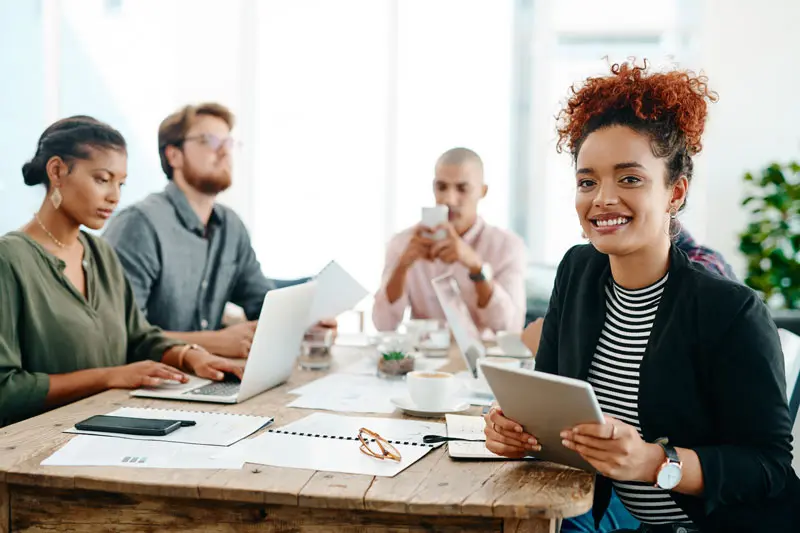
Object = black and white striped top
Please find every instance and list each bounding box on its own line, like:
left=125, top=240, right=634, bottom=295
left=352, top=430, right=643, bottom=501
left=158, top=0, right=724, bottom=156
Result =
left=587, top=274, right=692, bottom=525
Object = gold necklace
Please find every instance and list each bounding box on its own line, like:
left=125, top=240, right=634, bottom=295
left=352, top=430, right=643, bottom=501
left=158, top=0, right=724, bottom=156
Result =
left=34, top=213, right=68, bottom=249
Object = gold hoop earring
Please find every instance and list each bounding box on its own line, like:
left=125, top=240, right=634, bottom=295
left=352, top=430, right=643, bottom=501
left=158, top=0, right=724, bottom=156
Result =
left=50, top=188, right=63, bottom=210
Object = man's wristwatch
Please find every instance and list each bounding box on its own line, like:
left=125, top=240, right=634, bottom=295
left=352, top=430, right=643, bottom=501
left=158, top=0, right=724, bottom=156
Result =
left=468, top=263, right=493, bottom=283
left=654, top=438, right=683, bottom=490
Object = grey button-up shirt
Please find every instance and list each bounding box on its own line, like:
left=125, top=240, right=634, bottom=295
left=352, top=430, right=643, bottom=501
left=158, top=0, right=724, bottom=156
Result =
left=104, top=182, right=305, bottom=332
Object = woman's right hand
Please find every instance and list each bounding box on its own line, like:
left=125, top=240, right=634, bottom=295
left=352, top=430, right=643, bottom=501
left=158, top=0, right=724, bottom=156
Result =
left=104, top=360, right=187, bottom=389
left=484, top=405, right=541, bottom=459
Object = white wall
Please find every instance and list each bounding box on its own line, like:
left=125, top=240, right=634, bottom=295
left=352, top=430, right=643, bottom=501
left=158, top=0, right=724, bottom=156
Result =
left=695, top=0, right=800, bottom=277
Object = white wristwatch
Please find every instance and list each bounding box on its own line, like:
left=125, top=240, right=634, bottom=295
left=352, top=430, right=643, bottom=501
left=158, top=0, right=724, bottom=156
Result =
left=655, top=439, right=683, bottom=490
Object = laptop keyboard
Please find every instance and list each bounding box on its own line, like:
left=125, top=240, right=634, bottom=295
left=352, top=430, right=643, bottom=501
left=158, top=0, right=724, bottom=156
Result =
left=188, top=381, right=241, bottom=397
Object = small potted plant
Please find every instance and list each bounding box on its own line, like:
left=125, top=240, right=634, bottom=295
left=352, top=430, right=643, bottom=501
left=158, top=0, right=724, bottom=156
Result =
left=377, top=350, right=415, bottom=379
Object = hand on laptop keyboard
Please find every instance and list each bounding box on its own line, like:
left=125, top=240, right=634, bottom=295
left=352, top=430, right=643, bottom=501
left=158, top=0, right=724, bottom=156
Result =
left=183, top=349, right=245, bottom=381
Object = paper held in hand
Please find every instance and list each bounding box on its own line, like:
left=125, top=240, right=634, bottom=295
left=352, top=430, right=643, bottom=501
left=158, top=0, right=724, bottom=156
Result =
left=309, top=260, right=369, bottom=325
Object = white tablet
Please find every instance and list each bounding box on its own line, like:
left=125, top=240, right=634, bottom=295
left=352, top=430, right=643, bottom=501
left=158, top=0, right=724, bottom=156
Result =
left=481, top=364, right=605, bottom=471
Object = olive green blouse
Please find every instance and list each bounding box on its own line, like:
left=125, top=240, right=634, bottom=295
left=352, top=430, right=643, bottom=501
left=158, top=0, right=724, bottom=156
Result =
left=0, top=231, right=181, bottom=426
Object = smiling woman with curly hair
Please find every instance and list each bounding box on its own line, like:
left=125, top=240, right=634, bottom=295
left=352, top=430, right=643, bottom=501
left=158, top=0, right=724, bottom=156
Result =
left=484, top=61, right=799, bottom=533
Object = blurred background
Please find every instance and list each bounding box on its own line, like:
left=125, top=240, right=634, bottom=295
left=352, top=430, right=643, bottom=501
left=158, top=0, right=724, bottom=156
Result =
left=1, top=0, right=798, bottom=319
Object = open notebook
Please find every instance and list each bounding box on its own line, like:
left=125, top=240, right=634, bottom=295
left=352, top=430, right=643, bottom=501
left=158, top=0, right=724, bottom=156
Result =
left=445, top=414, right=505, bottom=460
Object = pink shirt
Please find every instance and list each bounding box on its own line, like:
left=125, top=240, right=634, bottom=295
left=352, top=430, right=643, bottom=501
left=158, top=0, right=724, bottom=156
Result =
left=372, top=218, right=527, bottom=333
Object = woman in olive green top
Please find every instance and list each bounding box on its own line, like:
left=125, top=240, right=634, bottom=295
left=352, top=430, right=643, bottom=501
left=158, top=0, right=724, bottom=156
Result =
left=0, top=116, right=242, bottom=426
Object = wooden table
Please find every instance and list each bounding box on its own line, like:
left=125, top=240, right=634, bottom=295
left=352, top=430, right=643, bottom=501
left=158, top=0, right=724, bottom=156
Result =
left=0, top=346, right=593, bottom=532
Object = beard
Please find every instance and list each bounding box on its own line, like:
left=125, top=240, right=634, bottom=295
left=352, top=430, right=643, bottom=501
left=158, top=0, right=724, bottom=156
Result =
left=182, top=159, right=232, bottom=195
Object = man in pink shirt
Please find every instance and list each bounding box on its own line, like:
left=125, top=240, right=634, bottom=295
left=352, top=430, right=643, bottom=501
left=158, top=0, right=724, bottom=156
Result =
left=372, top=148, right=527, bottom=333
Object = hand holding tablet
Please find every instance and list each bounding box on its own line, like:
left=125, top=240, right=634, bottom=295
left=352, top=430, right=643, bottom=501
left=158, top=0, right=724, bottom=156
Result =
left=480, top=364, right=605, bottom=471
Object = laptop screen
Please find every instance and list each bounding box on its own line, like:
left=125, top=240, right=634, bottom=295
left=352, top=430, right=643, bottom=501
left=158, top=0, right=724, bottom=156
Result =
left=431, top=274, right=485, bottom=378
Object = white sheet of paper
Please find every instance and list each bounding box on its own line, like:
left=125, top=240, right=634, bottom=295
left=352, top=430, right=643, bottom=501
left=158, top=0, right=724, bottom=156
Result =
left=223, top=432, right=430, bottom=477
left=290, top=373, right=403, bottom=397
left=289, top=371, right=472, bottom=413
left=65, top=407, right=272, bottom=447
left=282, top=412, right=446, bottom=442
left=309, top=260, right=369, bottom=325
left=42, top=435, right=246, bottom=469
left=445, top=414, right=501, bottom=459
left=288, top=374, right=406, bottom=413
left=214, top=413, right=445, bottom=477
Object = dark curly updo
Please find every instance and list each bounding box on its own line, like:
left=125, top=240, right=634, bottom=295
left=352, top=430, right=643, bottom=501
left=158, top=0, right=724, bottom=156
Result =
left=23, top=116, right=126, bottom=188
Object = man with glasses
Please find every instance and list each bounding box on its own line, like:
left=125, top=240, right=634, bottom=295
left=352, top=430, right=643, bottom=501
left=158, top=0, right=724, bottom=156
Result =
left=105, top=103, right=330, bottom=359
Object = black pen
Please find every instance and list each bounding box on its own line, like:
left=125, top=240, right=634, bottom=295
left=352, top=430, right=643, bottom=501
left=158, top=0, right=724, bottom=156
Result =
left=178, top=420, right=197, bottom=427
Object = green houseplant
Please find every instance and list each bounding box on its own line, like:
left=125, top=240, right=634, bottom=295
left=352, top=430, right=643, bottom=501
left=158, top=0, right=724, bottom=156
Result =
left=739, top=162, right=800, bottom=309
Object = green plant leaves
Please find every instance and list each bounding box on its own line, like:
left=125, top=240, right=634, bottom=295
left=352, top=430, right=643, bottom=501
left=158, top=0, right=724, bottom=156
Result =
left=740, top=160, right=800, bottom=310
left=381, top=350, right=408, bottom=361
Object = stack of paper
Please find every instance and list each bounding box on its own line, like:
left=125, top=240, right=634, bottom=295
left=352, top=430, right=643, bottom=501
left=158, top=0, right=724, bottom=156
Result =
left=215, top=413, right=446, bottom=477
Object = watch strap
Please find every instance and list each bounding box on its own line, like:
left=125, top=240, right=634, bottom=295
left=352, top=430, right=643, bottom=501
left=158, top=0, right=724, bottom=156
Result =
left=657, top=439, right=680, bottom=464
left=468, top=266, right=486, bottom=282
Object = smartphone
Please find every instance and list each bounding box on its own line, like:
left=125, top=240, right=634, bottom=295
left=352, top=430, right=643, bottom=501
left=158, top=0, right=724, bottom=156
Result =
left=75, top=415, right=190, bottom=436
left=421, top=206, right=449, bottom=240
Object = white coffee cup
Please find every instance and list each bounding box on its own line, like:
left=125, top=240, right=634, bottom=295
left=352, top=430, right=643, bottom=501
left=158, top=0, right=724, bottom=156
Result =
left=424, top=330, right=451, bottom=350
left=475, top=357, right=521, bottom=395
left=407, top=371, right=458, bottom=410
left=495, top=331, right=533, bottom=358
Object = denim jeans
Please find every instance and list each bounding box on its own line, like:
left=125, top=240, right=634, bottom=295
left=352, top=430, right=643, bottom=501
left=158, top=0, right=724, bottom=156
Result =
left=561, top=490, right=640, bottom=532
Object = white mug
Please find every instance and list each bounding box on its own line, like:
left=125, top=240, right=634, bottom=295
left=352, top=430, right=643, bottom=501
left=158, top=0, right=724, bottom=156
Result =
left=425, top=330, right=451, bottom=350
left=495, top=331, right=533, bottom=358
left=475, top=357, right=521, bottom=395
left=407, top=371, right=458, bottom=410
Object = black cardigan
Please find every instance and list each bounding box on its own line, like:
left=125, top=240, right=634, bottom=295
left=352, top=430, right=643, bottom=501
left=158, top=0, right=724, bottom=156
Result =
left=536, top=244, right=799, bottom=533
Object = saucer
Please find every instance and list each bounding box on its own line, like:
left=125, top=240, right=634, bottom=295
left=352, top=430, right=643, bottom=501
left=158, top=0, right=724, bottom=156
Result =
left=419, top=340, right=450, bottom=357
left=465, top=380, right=494, bottom=397
left=420, top=347, right=449, bottom=358
left=390, top=395, right=470, bottom=418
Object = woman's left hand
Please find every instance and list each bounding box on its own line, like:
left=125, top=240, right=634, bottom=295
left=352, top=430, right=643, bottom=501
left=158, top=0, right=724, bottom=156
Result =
left=184, top=349, right=245, bottom=381
left=560, top=415, right=662, bottom=483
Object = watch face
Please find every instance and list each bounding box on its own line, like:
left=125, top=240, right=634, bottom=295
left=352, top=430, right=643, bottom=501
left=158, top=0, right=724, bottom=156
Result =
left=657, top=463, right=682, bottom=490
left=483, top=263, right=494, bottom=282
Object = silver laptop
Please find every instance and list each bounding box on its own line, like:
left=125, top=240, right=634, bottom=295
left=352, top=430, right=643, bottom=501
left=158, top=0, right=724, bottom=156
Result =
left=131, top=281, right=317, bottom=404
left=431, top=273, right=486, bottom=379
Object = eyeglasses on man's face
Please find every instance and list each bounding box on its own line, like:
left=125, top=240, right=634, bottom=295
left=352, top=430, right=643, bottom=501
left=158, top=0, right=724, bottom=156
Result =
left=182, top=133, right=240, bottom=152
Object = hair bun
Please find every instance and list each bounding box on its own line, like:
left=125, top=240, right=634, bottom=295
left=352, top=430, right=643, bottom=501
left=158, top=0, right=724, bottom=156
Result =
left=22, top=161, right=44, bottom=186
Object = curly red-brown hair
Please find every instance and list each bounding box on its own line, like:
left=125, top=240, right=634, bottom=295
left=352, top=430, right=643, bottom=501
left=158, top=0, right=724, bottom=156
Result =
left=556, top=60, right=718, bottom=168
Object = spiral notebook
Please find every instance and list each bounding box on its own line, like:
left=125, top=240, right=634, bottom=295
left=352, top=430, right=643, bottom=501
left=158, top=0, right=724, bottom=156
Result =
left=216, top=413, right=446, bottom=477
left=445, top=414, right=504, bottom=460
left=65, top=407, right=272, bottom=447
